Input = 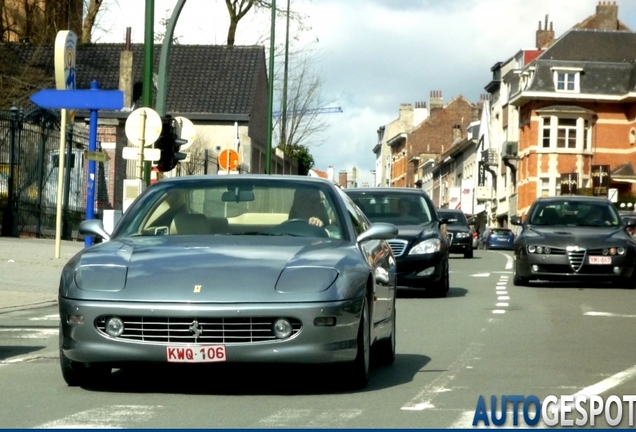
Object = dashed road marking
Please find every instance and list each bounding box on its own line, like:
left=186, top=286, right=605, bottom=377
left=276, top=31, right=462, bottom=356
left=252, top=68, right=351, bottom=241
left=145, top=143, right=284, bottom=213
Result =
left=259, top=409, right=363, bottom=427
left=35, top=405, right=162, bottom=429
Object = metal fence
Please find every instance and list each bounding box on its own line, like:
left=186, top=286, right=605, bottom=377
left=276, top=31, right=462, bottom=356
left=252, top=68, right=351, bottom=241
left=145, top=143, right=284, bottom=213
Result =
left=0, top=106, right=90, bottom=240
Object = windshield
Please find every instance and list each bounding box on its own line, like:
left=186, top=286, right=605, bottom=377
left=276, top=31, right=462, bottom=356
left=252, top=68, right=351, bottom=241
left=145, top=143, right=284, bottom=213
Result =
left=346, top=192, right=434, bottom=226
left=113, top=179, right=348, bottom=240
left=528, top=201, right=621, bottom=227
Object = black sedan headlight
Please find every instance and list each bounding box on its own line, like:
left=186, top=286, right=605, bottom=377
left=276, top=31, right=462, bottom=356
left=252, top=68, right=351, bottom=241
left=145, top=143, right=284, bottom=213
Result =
left=601, top=247, right=626, bottom=256
left=527, top=245, right=552, bottom=254
left=455, top=232, right=470, bottom=239
left=409, top=238, right=441, bottom=255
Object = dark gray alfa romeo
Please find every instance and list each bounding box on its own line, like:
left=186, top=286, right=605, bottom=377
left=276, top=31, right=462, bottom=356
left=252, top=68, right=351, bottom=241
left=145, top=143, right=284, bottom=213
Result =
left=511, top=196, right=636, bottom=287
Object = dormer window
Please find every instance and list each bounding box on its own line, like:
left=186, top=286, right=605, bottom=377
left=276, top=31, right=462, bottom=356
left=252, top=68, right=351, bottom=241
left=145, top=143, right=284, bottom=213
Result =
left=551, top=67, right=582, bottom=93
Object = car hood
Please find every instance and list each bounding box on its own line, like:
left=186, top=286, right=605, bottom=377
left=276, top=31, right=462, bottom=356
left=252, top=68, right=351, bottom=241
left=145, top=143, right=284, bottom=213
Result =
left=61, top=236, right=360, bottom=303
left=394, top=222, right=439, bottom=240
left=521, top=226, right=631, bottom=247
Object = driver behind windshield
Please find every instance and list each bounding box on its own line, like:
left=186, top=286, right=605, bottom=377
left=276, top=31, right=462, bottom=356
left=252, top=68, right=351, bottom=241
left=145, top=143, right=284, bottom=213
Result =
left=288, top=188, right=330, bottom=227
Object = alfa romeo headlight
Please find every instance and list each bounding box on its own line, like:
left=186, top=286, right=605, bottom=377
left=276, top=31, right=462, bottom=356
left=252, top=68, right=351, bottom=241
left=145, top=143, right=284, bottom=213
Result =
left=456, top=232, right=470, bottom=238
left=409, top=238, right=441, bottom=255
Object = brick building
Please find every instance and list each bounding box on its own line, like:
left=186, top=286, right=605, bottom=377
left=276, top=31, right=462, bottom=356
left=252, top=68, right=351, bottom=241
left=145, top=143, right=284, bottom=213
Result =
left=507, top=3, right=636, bottom=215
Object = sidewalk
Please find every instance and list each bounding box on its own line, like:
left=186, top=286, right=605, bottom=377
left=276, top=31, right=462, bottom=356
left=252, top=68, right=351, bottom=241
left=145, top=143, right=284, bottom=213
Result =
left=0, top=237, right=85, bottom=312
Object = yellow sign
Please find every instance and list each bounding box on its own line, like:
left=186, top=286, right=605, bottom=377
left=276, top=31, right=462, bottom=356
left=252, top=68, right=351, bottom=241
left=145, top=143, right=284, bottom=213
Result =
left=85, top=151, right=110, bottom=162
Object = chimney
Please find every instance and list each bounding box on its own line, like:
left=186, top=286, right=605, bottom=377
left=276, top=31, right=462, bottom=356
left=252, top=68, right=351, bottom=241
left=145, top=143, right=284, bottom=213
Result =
left=452, top=124, right=462, bottom=143
left=429, top=90, right=443, bottom=111
left=119, top=27, right=134, bottom=109
left=595, top=1, right=619, bottom=30
left=327, top=166, right=334, bottom=183
left=536, top=15, right=555, bottom=49
left=413, top=101, right=429, bottom=125
left=339, top=170, right=348, bottom=189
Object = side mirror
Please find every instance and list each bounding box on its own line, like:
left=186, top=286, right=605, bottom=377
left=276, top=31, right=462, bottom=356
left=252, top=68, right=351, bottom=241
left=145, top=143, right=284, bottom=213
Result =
left=510, top=216, right=522, bottom=226
left=357, top=222, right=398, bottom=243
left=79, top=219, right=111, bottom=242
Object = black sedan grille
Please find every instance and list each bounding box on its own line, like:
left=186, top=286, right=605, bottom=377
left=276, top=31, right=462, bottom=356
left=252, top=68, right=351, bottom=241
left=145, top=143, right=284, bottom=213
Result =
left=95, top=316, right=302, bottom=344
left=388, top=240, right=408, bottom=257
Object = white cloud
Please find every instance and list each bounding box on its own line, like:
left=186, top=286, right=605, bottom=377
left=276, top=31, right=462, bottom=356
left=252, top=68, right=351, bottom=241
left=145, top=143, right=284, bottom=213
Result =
left=95, top=0, right=636, bottom=185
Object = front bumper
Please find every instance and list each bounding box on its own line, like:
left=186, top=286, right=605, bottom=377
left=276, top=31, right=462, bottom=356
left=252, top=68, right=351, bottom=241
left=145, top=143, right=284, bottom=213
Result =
left=59, top=297, right=363, bottom=366
left=394, top=252, right=446, bottom=288
left=515, top=250, right=636, bottom=281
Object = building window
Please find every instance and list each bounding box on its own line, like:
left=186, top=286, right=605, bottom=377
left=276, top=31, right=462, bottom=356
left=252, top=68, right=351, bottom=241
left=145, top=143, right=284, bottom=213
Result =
left=557, top=118, right=577, bottom=148
left=542, top=118, right=551, bottom=148
left=540, top=177, right=551, bottom=197
left=551, top=68, right=582, bottom=93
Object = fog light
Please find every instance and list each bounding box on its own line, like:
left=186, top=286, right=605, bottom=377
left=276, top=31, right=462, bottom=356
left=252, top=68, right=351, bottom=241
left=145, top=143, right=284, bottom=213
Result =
left=273, top=318, right=293, bottom=339
left=67, top=315, right=84, bottom=325
left=614, top=266, right=621, bottom=274
left=314, top=316, right=336, bottom=327
left=417, top=267, right=435, bottom=276
left=105, top=317, right=124, bottom=337
left=531, top=265, right=539, bottom=272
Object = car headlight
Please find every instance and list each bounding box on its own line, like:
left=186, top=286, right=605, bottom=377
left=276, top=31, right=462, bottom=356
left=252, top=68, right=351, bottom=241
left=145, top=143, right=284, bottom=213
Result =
left=409, top=238, right=441, bottom=255
left=603, top=247, right=626, bottom=256
left=527, top=245, right=551, bottom=254
left=275, top=267, right=338, bottom=293
left=456, top=232, right=470, bottom=238
left=74, top=264, right=128, bottom=291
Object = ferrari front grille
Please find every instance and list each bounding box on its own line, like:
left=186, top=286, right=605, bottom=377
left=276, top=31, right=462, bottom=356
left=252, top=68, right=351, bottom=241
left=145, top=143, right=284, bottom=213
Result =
left=388, top=239, right=408, bottom=257
left=95, top=316, right=302, bottom=344
left=567, top=249, right=586, bottom=272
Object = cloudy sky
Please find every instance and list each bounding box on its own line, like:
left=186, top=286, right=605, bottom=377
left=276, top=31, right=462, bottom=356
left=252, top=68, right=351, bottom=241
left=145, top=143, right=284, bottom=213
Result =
left=95, top=0, right=636, bottom=185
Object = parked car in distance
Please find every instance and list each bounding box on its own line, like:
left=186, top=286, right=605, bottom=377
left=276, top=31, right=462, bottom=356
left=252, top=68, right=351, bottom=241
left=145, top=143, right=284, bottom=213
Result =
left=344, top=187, right=450, bottom=298
left=59, top=175, right=399, bottom=390
left=510, top=195, right=636, bottom=287
left=436, top=209, right=474, bottom=258
left=478, top=227, right=515, bottom=250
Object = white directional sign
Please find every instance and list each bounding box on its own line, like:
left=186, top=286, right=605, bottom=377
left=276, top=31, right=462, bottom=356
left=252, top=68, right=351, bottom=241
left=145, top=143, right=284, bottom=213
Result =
left=122, top=146, right=161, bottom=161
left=173, top=116, right=196, bottom=151
left=125, top=107, right=162, bottom=147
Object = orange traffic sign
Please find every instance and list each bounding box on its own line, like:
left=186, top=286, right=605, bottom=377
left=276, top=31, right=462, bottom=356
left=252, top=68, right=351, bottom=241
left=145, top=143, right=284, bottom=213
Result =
left=219, top=149, right=239, bottom=171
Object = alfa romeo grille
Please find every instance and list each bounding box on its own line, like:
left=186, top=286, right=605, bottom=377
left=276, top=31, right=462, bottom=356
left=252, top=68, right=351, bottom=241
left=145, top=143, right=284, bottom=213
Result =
left=387, top=239, right=408, bottom=257
left=567, top=248, right=586, bottom=272
left=95, top=316, right=302, bottom=344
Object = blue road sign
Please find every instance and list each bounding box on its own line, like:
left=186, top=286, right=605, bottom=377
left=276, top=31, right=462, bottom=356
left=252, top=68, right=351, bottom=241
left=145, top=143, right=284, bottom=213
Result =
left=30, top=88, right=124, bottom=111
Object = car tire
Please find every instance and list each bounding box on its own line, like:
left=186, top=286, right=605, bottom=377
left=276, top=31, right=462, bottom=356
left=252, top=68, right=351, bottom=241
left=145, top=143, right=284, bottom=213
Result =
left=348, top=296, right=371, bottom=390
left=59, top=325, right=111, bottom=387
left=464, top=248, right=473, bottom=259
left=374, top=306, right=396, bottom=366
left=512, top=264, right=528, bottom=286
left=429, top=262, right=449, bottom=298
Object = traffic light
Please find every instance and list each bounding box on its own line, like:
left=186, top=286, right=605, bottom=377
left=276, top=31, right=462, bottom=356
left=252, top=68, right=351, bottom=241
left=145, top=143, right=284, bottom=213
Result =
left=155, top=116, right=189, bottom=172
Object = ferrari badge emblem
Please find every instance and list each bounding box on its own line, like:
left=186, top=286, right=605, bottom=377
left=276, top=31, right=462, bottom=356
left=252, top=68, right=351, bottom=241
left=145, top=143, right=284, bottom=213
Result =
left=194, top=285, right=202, bottom=293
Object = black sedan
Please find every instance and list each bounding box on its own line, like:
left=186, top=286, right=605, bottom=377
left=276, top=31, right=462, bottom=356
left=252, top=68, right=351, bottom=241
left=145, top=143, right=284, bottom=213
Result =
left=59, top=175, right=398, bottom=390
left=344, top=188, right=450, bottom=297
left=436, top=209, right=474, bottom=258
left=511, top=196, right=636, bottom=287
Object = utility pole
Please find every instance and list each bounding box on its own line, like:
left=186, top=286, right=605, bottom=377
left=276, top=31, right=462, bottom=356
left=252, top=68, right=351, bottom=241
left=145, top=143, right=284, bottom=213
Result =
left=156, top=0, right=187, bottom=117
left=142, top=0, right=154, bottom=185
left=280, top=0, right=291, bottom=152
left=265, top=0, right=276, bottom=174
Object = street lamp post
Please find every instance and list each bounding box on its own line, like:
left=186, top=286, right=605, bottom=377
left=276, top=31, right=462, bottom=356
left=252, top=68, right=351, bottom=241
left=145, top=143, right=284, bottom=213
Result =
left=265, top=0, right=276, bottom=174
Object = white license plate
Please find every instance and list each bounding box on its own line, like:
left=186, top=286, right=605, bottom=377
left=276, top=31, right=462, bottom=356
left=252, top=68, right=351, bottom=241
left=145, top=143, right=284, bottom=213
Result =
left=498, top=238, right=508, bottom=241
left=589, top=256, right=611, bottom=265
left=166, top=345, right=227, bottom=363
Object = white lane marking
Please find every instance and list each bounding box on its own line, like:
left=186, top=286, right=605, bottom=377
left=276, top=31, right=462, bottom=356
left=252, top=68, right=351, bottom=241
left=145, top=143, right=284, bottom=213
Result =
left=401, top=343, right=483, bottom=411
left=35, top=405, right=161, bottom=429
left=497, top=296, right=510, bottom=301
left=585, top=311, right=636, bottom=318
left=496, top=303, right=509, bottom=307
left=29, top=314, right=59, bottom=321
left=259, top=409, right=362, bottom=427
left=0, top=354, right=43, bottom=366
left=496, top=291, right=508, bottom=295
left=492, top=310, right=506, bottom=314
left=472, top=273, right=490, bottom=277
left=0, top=328, right=57, bottom=338
left=496, top=282, right=507, bottom=286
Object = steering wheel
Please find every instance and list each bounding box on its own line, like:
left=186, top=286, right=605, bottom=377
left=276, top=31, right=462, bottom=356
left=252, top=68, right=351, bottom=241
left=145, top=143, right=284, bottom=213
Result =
left=281, top=218, right=309, bottom=225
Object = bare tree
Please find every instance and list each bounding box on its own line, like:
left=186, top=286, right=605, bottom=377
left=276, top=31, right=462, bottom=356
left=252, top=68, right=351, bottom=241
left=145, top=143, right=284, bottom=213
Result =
left=81, top=0, right=105, bottom=43
left=224, top=0, right=308, bottom=46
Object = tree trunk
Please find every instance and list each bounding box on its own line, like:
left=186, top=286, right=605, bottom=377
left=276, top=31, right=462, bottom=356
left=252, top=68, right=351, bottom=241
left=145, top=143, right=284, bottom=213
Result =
left=82, top=0, right=103, bottom=43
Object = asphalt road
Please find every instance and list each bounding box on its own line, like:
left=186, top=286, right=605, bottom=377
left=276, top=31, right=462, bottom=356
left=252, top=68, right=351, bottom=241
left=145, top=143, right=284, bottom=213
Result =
left=1, top=249, right=636, bottom=428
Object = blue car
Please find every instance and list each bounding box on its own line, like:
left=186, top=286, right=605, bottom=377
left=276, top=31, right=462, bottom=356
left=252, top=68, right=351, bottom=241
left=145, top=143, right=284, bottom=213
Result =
left=478, top=228, right=515, bottom=250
